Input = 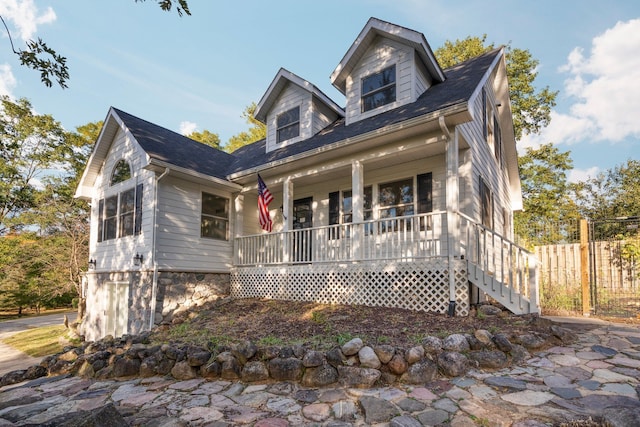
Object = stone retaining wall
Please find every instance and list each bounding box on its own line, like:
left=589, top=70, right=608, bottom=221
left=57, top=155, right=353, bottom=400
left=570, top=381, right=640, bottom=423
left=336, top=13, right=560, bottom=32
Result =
left=0, top=319, right=576, bottom=389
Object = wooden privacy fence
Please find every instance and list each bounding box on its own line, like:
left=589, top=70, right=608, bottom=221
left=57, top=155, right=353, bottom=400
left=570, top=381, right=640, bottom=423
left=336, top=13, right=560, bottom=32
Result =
left=532, top=218, right=640, bottom=318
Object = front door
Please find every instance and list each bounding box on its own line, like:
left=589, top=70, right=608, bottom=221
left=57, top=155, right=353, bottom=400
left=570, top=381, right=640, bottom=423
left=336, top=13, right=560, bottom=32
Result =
left=293, top=197, right=313, bottom=262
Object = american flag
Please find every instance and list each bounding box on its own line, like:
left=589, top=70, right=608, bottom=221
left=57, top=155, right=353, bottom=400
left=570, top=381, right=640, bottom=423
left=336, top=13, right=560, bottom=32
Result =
left=257, top=174, right=274, bottom=232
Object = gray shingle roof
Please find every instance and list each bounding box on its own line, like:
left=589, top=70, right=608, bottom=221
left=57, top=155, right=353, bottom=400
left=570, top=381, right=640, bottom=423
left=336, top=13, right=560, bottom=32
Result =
left=114, top=48, right=499, bottom=181
left=227, top=48, right=500, bottom=175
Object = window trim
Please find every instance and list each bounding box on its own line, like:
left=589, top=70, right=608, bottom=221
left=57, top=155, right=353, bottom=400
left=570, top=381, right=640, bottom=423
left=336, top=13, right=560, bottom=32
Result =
left=110, top=159, right=132, bottom=186
left=361, top=64, right=397, bottom=113
left=200, top=192, right=230, bottom=241
left=97, top=184, right=143, bottom=242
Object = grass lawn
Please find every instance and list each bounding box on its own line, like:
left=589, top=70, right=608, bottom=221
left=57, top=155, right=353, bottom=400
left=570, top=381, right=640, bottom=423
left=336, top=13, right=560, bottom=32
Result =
left=2, top=325, right=71, bottom=357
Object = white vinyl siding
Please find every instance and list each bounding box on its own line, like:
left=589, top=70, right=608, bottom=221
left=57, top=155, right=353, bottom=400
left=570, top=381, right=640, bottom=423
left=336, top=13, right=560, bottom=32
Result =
left=90, top=127, right=154, bottom=271
left=344, top=38, right=415, bottom=125
left=265, top=84, right=310, bottom=152
left=458, top=71, right=512, bottom=236
left=155, top=176, right=234, bottom=272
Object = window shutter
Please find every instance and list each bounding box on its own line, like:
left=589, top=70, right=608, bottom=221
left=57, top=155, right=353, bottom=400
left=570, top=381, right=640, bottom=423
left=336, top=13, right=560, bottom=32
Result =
left=328, top=191, right=340, bottom=225
left=482, top=88, right=488, bottom=141
left=134, top=184, right=143, bottom=235
left=417, top=173, right=433, bottom=214
left=97, top=199, right=104, bottom=242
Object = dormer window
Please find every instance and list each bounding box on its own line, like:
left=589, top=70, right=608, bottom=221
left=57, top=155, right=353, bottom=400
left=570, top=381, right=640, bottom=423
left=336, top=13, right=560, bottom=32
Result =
left=361, top=65, right=396, bottom=112
left=110, top=160, right=131, bottom=185
left=276, top=107, right=300, bottom=143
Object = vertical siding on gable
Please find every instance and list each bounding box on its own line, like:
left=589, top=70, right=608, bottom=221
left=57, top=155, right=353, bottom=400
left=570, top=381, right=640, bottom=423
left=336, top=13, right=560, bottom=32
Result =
left=344, top=38, right=414, bottom=125
left=265, top=83, right=312, bottom=152
left=156, top=176, right=234, bottom=272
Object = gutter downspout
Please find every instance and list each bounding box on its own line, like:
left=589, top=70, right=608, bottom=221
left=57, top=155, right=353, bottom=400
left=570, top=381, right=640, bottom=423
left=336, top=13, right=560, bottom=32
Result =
left=149, top=167, right=170, bottom=330
left=440, top=116, right=459, bottom=317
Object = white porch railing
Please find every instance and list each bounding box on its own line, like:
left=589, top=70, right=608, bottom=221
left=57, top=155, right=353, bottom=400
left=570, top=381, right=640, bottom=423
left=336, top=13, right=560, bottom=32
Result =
left=459, top=213, right=540, bottom=314
left=232, top=211, right=539, bottom=315
left=234, top=212, right=447, bottom=266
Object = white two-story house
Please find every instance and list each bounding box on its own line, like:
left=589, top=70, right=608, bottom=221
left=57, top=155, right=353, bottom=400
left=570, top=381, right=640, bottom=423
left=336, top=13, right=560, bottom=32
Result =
left=75, top=18, right=538, bottom=341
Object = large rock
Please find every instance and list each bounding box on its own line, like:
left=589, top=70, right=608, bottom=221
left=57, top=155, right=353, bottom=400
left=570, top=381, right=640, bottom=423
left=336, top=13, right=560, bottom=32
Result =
left=437, top=351, right=469, bottom=377
left=302, top=350, right=325, bottom=367
left=268, top=357, right=304, bottom=381
left=302, top=363, right=339, bottom=387
left=326, top=347, right=347, bottom=368
left=358, top=346, right=381, bottom=369
left=401, top=359, right=437, bottom=384
left=442, top=334, right=470, bottom=352
left=387, top=353, right=409, bottom=375
left=360, top=396, right=399, bottom=424
left=171, top=360, right=197, bottom=380
left=493, top=333, right=513, bottom=352
left=374, top=345, right=395, bottom=363
left=241, top=361, right=269, bottom=382
left=187, top=349, right=211, bottom=367
left=341, top=337, right=364, bottom=356
left=232, top=340, right=258, bottom=364
left=338, top=366, right=381, bottom=388
left=421, top=336, right=443, bottom=354
left=35, top=403, right=128, bottom=427
left=469, top=350, right=509, bottom=369
left=406, top=346, right=425, bottom=364
left=112, top=356, right=141, bottom=377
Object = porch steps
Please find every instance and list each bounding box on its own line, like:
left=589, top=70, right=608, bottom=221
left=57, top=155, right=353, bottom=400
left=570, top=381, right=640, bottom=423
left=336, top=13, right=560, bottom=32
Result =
left=466, top=261, right=536, bottom=315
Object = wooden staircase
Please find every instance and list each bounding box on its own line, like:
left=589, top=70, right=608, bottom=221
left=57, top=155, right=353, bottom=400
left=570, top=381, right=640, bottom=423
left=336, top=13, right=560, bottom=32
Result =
left=464, top=220, right=540, bottom=315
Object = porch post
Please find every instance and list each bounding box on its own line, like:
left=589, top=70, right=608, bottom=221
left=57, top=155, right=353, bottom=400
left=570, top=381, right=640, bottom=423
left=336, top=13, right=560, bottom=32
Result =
left=283, top=177, right=293, bottom=263
left=443, top=118, right=460, bottom=315
left=352, top=160, right=364, bottom=260
left=234, top=194, right=244, bottom=238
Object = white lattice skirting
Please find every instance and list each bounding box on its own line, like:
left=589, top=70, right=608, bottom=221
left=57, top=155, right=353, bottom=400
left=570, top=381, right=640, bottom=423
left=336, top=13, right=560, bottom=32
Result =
left=231, top=259, right=469, bottom=316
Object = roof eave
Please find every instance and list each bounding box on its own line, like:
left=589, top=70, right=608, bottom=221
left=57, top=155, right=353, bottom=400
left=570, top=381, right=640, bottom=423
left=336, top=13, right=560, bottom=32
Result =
left=227, top=102, right=470, bottom=182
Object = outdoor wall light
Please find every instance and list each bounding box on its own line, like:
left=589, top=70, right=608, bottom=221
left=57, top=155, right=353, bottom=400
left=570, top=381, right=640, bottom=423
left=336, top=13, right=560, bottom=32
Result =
left=88, top=258, right=96, bottom=270
left=133, top=253, right=144, bottom=266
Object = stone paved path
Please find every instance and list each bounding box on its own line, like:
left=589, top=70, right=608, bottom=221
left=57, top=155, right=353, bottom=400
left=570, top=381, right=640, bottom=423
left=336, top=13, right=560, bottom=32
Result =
left=0, top=319, right=639, bottom=426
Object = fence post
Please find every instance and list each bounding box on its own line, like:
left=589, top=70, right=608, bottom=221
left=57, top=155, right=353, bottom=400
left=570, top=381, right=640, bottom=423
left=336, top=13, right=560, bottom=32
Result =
left=580, top=219, right=590, bottom=316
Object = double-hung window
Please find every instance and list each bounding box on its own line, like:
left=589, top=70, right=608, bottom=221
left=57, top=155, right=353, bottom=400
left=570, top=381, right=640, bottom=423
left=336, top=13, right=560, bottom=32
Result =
left=361, top=65, right=396, bottom=112
left=328, top=187, right=372, bottom=238
left=276, top=107, right=300, bottom=143
left=201, top=192, right=229, bottom=240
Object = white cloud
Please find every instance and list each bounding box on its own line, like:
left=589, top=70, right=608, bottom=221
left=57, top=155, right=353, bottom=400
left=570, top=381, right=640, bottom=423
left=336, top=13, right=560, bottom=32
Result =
left=0, top=64, right=17, bottom=98
left=0, top=0, right=56, bottom=41
left=568, top=167, right=599, bottom=184
left=556, top=18, right=640, bottom=143
left=179, top=121, right=197, bottom=135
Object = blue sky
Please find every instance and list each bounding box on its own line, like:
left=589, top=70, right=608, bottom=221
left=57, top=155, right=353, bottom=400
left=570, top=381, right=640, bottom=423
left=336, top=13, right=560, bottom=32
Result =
left=1, top=0, right=639, bottom=182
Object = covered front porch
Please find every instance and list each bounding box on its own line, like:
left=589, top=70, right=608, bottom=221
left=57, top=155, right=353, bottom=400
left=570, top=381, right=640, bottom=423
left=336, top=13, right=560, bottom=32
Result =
left=231, top=211, right=540, bottom=316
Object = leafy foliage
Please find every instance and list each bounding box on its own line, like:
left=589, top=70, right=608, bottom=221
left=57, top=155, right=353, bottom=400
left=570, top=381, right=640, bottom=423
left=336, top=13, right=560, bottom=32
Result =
left=135, top=0, right=191, bottom=16
left=572, top=159, right=640, bottom=221
left=434, top=35, right=557, bottom=140
left=224, top=103, right=266, bottom=153
left=188, top=129, right=221, bottom=149
left=514, top=143, right=580, bottom=245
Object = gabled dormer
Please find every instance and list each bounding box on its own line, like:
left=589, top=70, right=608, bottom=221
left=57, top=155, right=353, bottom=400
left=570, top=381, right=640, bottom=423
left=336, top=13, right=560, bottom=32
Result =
left=331, top=17, right=445, bottom=125
left=254, top=68, right=344, bottom=153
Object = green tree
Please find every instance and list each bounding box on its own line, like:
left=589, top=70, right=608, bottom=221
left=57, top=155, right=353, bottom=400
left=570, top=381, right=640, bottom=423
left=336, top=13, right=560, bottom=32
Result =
left=435, top=35, right=557, bottom=140
left=573, top=159, right=640, bottom=221
left=188, top=129, right=221, bottom=149
left=0, top=96, right=68, bottom=233
left=1, top=0, right=190, bottom=88
left=514, top=143, right=579, bottom=245
left=224, top=103, right=266, bottom=153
